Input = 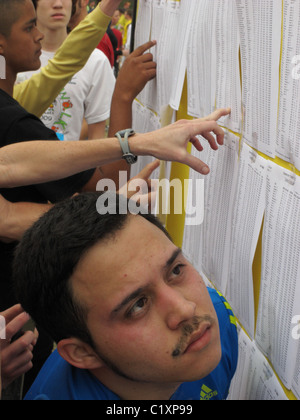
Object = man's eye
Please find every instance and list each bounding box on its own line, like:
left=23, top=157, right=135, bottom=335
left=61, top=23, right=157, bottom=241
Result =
left=126, top=297, right=148, bottom=318
left=172, top=264, right=185, bottom=276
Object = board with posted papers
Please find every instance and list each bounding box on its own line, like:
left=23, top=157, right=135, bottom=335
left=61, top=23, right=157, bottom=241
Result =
left=132, top=0, right=300, bottom=400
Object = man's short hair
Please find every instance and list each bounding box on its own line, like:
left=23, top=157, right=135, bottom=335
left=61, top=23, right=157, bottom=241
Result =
left=0, top=0, right=26, bottom=37
left=13, top=192, right=170, bottom=347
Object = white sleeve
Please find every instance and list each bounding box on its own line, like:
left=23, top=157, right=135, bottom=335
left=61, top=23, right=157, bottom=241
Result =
left=84, top=50, right=116, bottom=124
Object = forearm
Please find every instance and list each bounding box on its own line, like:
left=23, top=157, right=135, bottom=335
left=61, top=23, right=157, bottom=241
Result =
left=102, top=39, right=158, bottom=181
left=108, top=95, right=133, bottom=139
left=99, top=0, right=122, bottom=17
left=0, top=201, right=52, bottom=243
left=103, top=93, right=133, bottom=182
left=87, top=121, right=107, bottom=140
left=0, top=138, right=124, bottom=188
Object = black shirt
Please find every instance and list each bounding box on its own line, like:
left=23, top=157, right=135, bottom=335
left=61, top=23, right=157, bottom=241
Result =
left=0, top=89, right=95, bottom=309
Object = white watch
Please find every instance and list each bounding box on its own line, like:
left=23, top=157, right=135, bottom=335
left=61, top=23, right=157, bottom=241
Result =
left=115, top=129, right=137, bottom=165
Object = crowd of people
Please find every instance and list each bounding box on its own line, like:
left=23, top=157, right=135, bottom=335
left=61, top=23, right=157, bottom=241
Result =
left=0, top=0, right=237, bottom=401
left=88, top=0, right=133, bottom=76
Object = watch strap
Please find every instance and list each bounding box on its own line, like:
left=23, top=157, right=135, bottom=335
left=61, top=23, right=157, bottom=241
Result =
left=115, top=129, right=137, bottom=165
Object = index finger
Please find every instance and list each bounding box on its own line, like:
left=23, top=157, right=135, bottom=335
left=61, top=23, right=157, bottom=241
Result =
left=1, top=304, right=24, bottom=325
left=203, top=108, right=231, bottom=122
left=5, top=312, right=31, bottom=342
left=131, top=40, right=157, bottom=57
left=188, top=120, right=223, bottom=138
left=135, top=159, right=160, bottom=180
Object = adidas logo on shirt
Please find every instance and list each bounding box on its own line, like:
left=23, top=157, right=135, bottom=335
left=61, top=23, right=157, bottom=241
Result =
left=200, top=384, right=218, bottom=400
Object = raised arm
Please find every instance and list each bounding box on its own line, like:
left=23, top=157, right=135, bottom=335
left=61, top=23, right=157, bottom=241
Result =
left=100, top=40, right=158, bottom=184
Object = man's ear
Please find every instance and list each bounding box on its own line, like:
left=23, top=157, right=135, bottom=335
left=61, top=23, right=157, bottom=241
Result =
left=57, top=338, right=104, bottom=370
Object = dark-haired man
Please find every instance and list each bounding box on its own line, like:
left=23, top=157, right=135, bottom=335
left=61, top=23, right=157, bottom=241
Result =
left=0, top=0, right=157, bottom=309
left=14, top=192, right=238, bottom=400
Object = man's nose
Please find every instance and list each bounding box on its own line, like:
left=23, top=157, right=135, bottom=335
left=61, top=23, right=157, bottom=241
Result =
left=160, top=286, right=197, bottom=330
left=35, top=27, right=44, bottom=43
left=53, top=0, right=63, bottom=8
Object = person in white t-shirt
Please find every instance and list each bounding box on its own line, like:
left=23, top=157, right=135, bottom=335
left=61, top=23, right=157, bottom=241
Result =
left=18, top=0, right=115, bottom=141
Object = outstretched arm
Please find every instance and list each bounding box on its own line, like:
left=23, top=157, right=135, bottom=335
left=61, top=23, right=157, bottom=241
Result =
left=0, top=108, right=231, bottom=189
left=0, top=110, right=230, bottom=242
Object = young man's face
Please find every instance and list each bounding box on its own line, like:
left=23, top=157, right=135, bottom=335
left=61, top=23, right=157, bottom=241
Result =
left=36, top=0, right=73, bottom=31
left=1, top=0, right=43, bottom=75
left=71, top=216, right=222, bottom=388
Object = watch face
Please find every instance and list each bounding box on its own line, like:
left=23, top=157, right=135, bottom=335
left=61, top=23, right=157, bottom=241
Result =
left=119, top=129, right=135, bottom=137
left=123, top=153, right=138, bottom=164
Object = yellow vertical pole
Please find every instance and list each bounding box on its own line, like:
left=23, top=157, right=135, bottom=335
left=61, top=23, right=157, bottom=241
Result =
left=165, top=76, right=192, bottom=247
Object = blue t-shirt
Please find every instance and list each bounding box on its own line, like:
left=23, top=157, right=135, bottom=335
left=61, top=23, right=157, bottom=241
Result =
left=25, top=288, right=238, bottom=401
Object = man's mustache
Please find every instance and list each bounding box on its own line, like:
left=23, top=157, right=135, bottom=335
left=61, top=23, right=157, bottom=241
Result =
left=171, top=315, right=215, bottom=358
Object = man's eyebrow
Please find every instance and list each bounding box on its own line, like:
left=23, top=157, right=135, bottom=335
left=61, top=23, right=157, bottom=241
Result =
left=111, top=248, right=182, bottom=317
left=24, top=18, right=37, bottom=26
left=111, top=287, right=146, bottom=316
left=165, top=247, right=183, bottom=269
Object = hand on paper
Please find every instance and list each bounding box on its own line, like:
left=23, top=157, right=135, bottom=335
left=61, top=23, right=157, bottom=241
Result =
left=197, top=108, right=232, bottom=150
left=115, top=40, right=157, bottom=103
left=132, top=108, right=231, bottom=175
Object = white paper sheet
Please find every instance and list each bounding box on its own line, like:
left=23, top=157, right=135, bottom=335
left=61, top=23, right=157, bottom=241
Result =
left=235, top=0, right=281, bottom=158
left=226, top=143, right=266, bottom=339
left=228, top=328, right=289, bottom=400
left=292, top=341, right=300, bottom=400
left=134, top=0, right=155, bottom=110
left=169, top=0, right=198, bottom=111
left=276, top=0, right=300, bottom=170
left=255, top=162, right=300, bottom=389
left=134, top=0, right=153, bottom=48
left=202, top=132, right=240, bottom=295
left=182, top=151, right=208, bottom=274
left=131, top=100, right=173, bottom=218
left=131, top=100, right=162, bottom=180
left=182, top=131, right=240, bottom=295
left=213, top=0, right=242, bottom=133
left=187, top=0, right=216, bottom=118
left=155, top=0, right=181, bottom=112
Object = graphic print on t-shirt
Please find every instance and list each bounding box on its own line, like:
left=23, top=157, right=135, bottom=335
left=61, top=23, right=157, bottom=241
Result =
left=41, top=89, right=74, bottom=136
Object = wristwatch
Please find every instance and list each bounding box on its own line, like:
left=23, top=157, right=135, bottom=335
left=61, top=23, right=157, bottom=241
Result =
left=115, top=129, right=137, bottom=165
